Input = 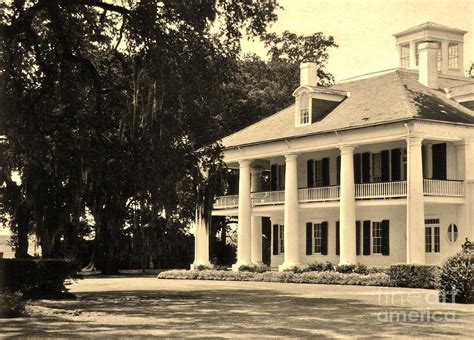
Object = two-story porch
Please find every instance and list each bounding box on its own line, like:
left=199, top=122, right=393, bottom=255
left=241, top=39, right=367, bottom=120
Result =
left=192, top=117, right=474, bottom=270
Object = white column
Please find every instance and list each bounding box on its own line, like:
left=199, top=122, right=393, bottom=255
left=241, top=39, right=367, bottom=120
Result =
left=250, top=169, right=263, bottom=265
left=339, top=145, right=357, bottom=265
left=233, top=159, right=252, bottom=270
left=191, top=205, right=210, bottom=269
left=280, top=154, right=300, bottom=270
left=458, top=140, right=474, bottom=245
left=406, top=136, right=425, bottom=264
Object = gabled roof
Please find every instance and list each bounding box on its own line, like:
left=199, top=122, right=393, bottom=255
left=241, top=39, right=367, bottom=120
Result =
left=393, top=22, right=468, bottom=37
left=221, top=69, right=474, bottom=149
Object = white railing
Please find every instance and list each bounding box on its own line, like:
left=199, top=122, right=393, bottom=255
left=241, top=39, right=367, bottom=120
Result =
left=213, top=195, right=239, bottom=209
left=251, top=190, right=285, bottom=206
left=299, top=186, right=340, bottom=202
left=423, top=179, right=464, bottom=197
left=355, top=181, right=407, bottom=199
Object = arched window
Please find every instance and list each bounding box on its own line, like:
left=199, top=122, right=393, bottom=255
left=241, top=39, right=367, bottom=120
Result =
left=447, top=224, right=458, bottom=243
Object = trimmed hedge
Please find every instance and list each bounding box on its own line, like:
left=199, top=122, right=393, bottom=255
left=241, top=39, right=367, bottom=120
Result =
left=0, top=258, right=81, bottom=299
left=158, top=269, right=391, bottom=287
left=389, top=264, right=439, bottom=289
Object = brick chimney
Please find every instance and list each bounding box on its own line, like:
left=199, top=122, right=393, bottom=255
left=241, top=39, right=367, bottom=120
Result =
left=300, top=63, right=318, bottom=87
left=418, top=41, right=439, bottom=89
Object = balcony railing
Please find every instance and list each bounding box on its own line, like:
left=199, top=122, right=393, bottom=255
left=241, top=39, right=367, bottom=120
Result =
left=423, top=179, right=464, bottom=197
left=214, top=194, right=239, bottom=209
left=355, top=181, right=407, bottom=199
left=299, top=186, right=340, bottom=202
left=251, top=190, right=285, bottom=206
left=213, top=179, right=465, bottom=209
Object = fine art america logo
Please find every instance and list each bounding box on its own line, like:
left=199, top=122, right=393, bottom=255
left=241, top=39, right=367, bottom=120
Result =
left=376, top=288, right=458, bottom=322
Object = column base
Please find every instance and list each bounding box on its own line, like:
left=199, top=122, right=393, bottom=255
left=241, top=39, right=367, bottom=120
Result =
left=252, top=261, right=264, bottom=266
left=232, top=261, right=252, bottom=272
left=190, top=261, right=212, bottom=270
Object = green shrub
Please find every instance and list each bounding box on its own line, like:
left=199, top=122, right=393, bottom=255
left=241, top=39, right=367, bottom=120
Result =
left=0, top=291, right=25, bottom=318
left=335, top=264, right=368, bottom=275
left=0, top=259, right=81, bottom=299
left=389, top=264, right=439, bottom=289
left=157, top=269, right=391, bottom=287
left=367, top=266, right=390, bottom=275
left=193, top=264, right=214, bottom=271
left=438, top=250, right=473, bottom=303
left=307, top=261, right=334, bottom=272
left=238, top=264, right=269, bottom=273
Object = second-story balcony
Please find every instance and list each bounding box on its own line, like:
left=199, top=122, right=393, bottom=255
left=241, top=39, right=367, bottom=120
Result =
left=213, top=179, right=465, bottom=209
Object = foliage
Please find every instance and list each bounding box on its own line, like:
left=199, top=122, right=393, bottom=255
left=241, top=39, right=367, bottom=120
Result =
left=389, top=264, right=439, bottom=289
left=0, top=259, right=81, bottom=299
left=335, top=264, right=368, bottom=275
left=158, top=269, right=390, bottom=287
left=438, top=250, right=473, bottom=303
left=308, top=261, right=335, bottom=272
left=238, top=264, right=269, bottom=273
left=0, top=291, right=25, bottom=318
left=1, top=0, right=280, bottom=273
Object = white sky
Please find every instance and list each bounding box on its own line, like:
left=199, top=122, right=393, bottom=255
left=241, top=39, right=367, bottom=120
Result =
left=242, top=0, right=473, bottom=81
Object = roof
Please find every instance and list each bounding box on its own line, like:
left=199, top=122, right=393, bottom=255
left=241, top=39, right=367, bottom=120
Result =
left=221, top=69, right=474, bottom=149
left=393, top=22, right=468, bottom=37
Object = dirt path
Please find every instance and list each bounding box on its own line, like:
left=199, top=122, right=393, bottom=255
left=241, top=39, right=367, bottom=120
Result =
left=1, top=277, right=472, bottom=337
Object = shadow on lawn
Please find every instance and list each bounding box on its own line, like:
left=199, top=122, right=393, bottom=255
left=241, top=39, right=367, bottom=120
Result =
left=0, top=288, right=470, bottom=338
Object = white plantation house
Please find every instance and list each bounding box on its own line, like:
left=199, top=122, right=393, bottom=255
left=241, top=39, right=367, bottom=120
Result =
left=193, top=22, right=474, bottom=271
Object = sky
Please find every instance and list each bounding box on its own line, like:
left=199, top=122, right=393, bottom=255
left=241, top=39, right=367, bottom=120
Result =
left=242, top=0, right=473, bottom=81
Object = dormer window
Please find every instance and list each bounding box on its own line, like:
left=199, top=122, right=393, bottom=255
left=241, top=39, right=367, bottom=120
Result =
left=448, top=43, right=459, bottom=69
left=299, top=92, right=310, bottom=125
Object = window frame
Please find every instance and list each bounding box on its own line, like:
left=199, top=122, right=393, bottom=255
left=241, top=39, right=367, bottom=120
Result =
left=371, top=221, right=383, bottom=255
left=313, top=223, right=323, bottom=254
left=400, top=44, right=410, bottom=69
left=448, top=42, right=459, bottom=69
left=447, top=223, right=458, bottom=244
left=425, top=218, right=441, bottom=253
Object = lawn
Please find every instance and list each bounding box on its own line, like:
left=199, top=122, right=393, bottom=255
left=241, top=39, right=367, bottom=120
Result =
left=0, top=276, right=472, bottom=338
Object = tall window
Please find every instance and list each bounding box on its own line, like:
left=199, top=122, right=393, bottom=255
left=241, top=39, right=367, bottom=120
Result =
left=277, top=165, right=285, bottom=190
left=425, top=218, right=440, bottom=253
left=313, top=223, right=323, bottom=254
left=372, top=153, right=382, bottom=182
left=372, top=222, right=382, bottom=254
left=313, top=160, right=323, bottom=187
left=299, top=93, right=310, bottom=125
left=400, top=44, right=410, bottom=68
left=279, top=225, right=284, bottom=254
left=448, top=43, right=459, bottom=69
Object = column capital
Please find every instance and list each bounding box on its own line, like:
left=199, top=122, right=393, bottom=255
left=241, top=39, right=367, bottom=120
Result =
left=250, top=167, right=264, bottom=174
left=454, top=139, right=469, bottom=149
left=339, top=144, right=356, bottom=155
left=238, top=159, right=252, bottom=168
left=406, top=135, right=423, bottom=146
left=284, top=153, right=299, bottom=161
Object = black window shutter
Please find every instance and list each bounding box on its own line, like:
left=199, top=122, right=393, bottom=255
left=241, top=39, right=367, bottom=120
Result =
left=353, top=153, right=362, bottom=184
left=273, top=224, right=279, bottom=255
left=307, top=160, right=314, bottom=188
left=336, top=156, right=341, bottom=185
left=432, top=143, right=447, bottom=180
left=391, top=149, right=401, bottom=181
left=363, top=220, right=371, bottom=255
left=381, top=150, right=390, bottom=182
left=322, top=158, right=330, bottom=186
left=381, top=220, right=390, bottom=256
left=336, top=221, right=340, bottom=255
left=362, top=152, right=371, bottom=183
left=356, top=221, right=361, bottom=256
left=270, top=165, right=277, bottom=190
left=306, top=222, right=313, bottom=255
left=321, top=222, right=328, bottom=255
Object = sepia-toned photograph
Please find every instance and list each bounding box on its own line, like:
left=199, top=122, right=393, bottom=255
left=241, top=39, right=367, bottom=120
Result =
left=0, top=0, right=473, bottom=337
